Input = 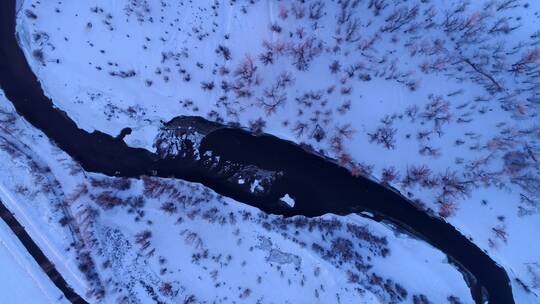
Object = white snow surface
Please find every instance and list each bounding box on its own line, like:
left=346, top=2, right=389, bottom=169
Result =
left=7, top=0, right=540, bottom=302
left=0, top=218, right=67, bottom=304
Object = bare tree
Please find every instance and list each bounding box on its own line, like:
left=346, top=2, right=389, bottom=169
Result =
left=369, top=124, right=397, bottom=149
left=382, top=5, right=419, bottom=33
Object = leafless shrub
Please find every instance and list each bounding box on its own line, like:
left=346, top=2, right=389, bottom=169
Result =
left=290, top=37, right=323, bottom=71
left=258, top=72, right=295, bottom=114
left=279, top=6, right=288, bottom=19
left=462, top=58, right=503, bottom=93
left=90, top=177, right=131, bottom=190
left=419, top=145, right=440, bottom=158
left=201, top=81, right=215, bottom=91
left=337, top=100, right=352, bottom=114
left=496, top=0, right=520, bottom=11
left=344, top=19, right=361, bottom=42
left=512, top=173, right=540, bottom=198
left=135, top=229, right=152, bottom=251
left=270, top=23, right=282, bottom=33
left=346, top=223, right=389, bottom=257
left=510, top=48, right=539, bottom=75
left=527, top=263, right=540, bottom=289
left=308, top=1, right=325, bottom=21
left=239, top=288, right=251, bottom=299
left=447, top=295, right=463, bottom=304
left=328, top=237, right=355, bottom=262
left=335, top=124, right=355, bottom=140
left=295, top=90, right=324, bottom=107
left=402, top=165, right=438, bottom=188
left=518, top=194, right=539, bottom=217
left=216, top=45, right=232, bottom=61
left=381, top=167, right=399, bottom=184
left=109, top=69, right=136, bottom=78
left=25, top=9, right=38, bottom=19
left=259, top=51, right=274, bottom=65
left=421, top=95, right=451, bottom=132
left=503, top=151, right=529, bottom=173
left=437, top=170, right=472, bottom=210
left=311, top=124, right=326, bottom=142
left=369, top=0, right=388, bottom=16
left=32, top=49, right=45, bottom=64
left=160, top=202, right=177, bottom=214
left=438, top=200, right=458, bottom=218
left=233, top=56, right=259, bottom=98
left=291, top=3, right=305, bottom=19
left=94, top=191, right=126, bottom=209
left=249, top=118, right=266, bottom=134
left=382, top=5, right=419, bottom=33
left=329, top=60, right=341, bottom=74
left=369, top=124, right=397, bottom=149
left=412, top=294, right=432, bottom=304
left=489, top=16, right=519, bottom=35
left=183, top=295, right=197, bottom=304
left=292, top=121, right=308, bottom=138
left=492, top=225, right=508, bottom=243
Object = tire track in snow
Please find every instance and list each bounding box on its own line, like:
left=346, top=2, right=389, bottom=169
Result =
left=0, top=184, right=89, bottom=294
left=0, top=222, right=64, bottom=303
left=0, top=197, right=88, bottom=303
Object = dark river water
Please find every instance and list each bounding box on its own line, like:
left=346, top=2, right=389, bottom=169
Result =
left=0, top=2, right=515, bottom=304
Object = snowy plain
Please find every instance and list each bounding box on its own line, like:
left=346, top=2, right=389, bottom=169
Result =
left=2, top=0, right=540, bottom=302
left=0, top=215, right=67, bottom=303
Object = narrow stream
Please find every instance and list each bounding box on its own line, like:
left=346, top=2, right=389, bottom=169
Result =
left=0, top=2, right=514, bottom=304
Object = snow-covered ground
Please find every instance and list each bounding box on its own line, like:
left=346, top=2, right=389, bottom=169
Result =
left=6, top=0, right=540, bottom=302
left=0, top=88, right=477, bottom=302
left=0, top=213, right=67, bottom=303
